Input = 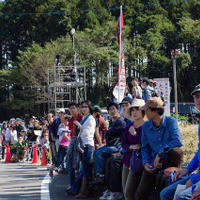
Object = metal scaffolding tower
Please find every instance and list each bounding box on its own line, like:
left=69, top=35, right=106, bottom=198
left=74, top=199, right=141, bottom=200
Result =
left=47, top=65, right=86, bottom=114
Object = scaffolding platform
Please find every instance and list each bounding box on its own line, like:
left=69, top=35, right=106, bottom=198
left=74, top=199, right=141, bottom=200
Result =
left=47, top=65, right=86, bottom=114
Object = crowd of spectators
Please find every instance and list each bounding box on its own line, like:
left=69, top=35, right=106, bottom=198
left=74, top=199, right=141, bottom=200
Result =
left=1, top=78, right=200, bottom=200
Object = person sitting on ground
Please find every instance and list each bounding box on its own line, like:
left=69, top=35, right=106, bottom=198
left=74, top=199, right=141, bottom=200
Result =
left=11, top=135, right=26, bottom=163
left=136, top=97, right=183, bottom=200
left=160, top=84, right=200, bottom=200
left=93, top=102, right=126, bottom=183
left=122, top=99, right=146, bottom=200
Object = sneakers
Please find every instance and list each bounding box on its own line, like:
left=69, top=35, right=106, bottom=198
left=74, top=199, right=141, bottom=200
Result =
left=107, top=192, right=123, bottom=200
left=99, top=189, right=111, bottom=200
left=65, top=186, right=71, bottom=193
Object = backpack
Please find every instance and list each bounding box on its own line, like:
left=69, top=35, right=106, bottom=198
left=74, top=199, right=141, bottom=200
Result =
left=152, top=88, right=161, bottom=98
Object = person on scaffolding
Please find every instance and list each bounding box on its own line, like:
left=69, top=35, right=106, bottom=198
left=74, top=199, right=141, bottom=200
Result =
left=61, top=65, right=76, bottom=82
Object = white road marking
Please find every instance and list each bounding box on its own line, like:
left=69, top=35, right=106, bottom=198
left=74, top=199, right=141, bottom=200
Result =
left=41, top=173, right=51, bottom=200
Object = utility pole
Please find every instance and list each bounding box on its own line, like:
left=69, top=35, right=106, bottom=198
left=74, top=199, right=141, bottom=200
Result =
left=171, top=50, right=179, bottom=120
left=70, top=28, right=78, bottom=103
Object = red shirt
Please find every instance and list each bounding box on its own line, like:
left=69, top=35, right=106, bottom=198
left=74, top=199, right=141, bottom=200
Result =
left=97, top=115, right=108, bottom=143
left=68, top=114, right=83, bottom=139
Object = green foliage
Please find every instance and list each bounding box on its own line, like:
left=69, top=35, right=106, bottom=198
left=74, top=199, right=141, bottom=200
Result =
left=0, top=0, right=200, bottom=119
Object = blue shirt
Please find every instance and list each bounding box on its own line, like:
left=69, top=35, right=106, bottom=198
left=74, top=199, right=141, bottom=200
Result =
left=51, top=117, right=61, bottom=139
left=186, top=122, right=200, bottom=184
left=143, top=86, right=153, bottom=102
left=141, top=115, right=183, bottom=166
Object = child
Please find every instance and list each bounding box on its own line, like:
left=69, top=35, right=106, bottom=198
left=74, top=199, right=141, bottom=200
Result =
left=49, top=115, right=71, bottom=176
left=41, top=130, right=51, bottom=164
left=11, top=136, right=26, bottom=162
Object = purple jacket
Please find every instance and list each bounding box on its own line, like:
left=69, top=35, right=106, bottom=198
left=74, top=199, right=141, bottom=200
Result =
left=122, top=123, right=143, bottom=168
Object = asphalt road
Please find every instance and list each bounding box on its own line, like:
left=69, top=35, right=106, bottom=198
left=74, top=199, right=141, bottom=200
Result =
left=0, top=161, right=101, bottom=200
left=0, top=161, right=48, bottom=200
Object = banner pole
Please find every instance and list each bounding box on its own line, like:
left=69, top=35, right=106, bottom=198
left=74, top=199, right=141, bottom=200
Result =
left=118, top=5, right=122, bottom=103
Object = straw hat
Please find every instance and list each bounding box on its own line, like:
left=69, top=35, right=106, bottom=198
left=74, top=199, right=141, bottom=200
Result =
left=124, top=99, right=145, bottom=121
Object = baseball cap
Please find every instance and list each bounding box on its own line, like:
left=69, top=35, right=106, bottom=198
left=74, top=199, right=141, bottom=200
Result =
left=57, top=108, right=65, bottom=113
left=9, top=118, right=15, bottom=122
left=191, top=84, right=200, bottom=96
left=119, top=97, right=132, bottom=105
left=149, top=79, right=153, bottom=83
left=153, top=80, right=158, bottom=85
left=140, top=97, right=164, bottom=110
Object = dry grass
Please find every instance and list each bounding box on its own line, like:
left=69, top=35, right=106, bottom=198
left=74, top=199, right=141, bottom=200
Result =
left=179, top=124, right=199, bottom=167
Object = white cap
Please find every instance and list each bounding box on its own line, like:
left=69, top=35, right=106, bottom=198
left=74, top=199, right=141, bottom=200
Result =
left=57, top=108, right=65, bottom=113
left=10, top=118, right=16, bottom=122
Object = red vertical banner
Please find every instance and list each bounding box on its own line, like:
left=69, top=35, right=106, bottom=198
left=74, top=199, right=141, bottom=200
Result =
left=113, top=7, right=126, bottom=103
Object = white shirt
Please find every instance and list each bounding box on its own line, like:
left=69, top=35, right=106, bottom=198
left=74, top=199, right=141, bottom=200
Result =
left=57, top=124, right=69, bottom=142
left=10, top=130, right=18, bottom=145
left=80, top=115, right=96, bottom=146
left=5, top=128, right=11, bottom=142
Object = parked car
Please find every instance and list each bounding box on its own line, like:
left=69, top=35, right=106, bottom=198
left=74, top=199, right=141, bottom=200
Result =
left=170, top=103, right=200, bottom=123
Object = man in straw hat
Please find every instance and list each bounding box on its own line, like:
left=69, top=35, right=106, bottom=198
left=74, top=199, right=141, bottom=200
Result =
left=136, top=97, right=183, bottom=200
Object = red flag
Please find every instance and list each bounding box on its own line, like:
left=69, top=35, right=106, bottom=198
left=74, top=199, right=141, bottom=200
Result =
left=116, top=11, right=123, bottom=45
left=113, top=8, right=126, bottom=103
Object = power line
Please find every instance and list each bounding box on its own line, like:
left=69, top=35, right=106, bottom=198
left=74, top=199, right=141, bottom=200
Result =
left=0, top=0, right=191, bottom=16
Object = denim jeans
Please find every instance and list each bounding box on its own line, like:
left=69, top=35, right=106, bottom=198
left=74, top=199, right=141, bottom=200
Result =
left=160, top=176, right=191, bottom=200
left=82, top=144, right=94, bottom=178
left=55, top=145, right=68, bottom=169
left=93, top=145, right=118, bottom=174
left=68, top=169, right=75, bottom=186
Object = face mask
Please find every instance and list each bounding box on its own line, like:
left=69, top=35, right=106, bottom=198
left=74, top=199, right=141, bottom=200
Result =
left=141, top=84, right=145, bottom=89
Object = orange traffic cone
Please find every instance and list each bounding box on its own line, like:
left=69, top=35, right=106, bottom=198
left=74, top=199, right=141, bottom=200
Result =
left=40, top=148, right=48, bottom=166
left=4, top=144, right=11, bottom=163
left=31, top=144, right=40, bottom=164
